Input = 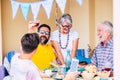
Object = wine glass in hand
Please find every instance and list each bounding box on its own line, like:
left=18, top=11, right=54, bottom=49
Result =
left=28, top=21, right=39, bottom=28
left=33, top=18, right=40, bottom=27
left=28, top=20, right=40, bottom=33
left=103, top=62, right=112, bottom=72
left=34, top=19, right=39, bottom=27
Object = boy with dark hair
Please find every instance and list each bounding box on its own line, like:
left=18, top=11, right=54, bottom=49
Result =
left=4, top=33, right=42, bottom=80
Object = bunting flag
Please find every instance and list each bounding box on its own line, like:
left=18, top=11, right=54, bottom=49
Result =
left=56, top=0, right=67, bottom=14
left=31, top=2, right=41, bottom=20
left=10, top=0, right=83, bottom=20
left=20, top=3, right=30, bottom=20
left=76, top=0, right=83, bottom=6
left=11, top=1, right=19, bottom=19
left=42, top=0, right=54, bottom=19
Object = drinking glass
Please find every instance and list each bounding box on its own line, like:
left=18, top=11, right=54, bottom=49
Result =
left=103, top=62, right=112, bottom=71
left=33, top=18, right=40, bottom=27
left=57, top=66, right=66, bottom=75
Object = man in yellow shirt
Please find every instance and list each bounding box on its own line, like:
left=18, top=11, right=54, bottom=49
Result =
left=28, top=23, right=57, bottom=70
left=32, top=43, right=56, bottom=70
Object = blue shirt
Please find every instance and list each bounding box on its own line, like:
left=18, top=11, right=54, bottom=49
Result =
left=91, top=39, right=113, bottom=71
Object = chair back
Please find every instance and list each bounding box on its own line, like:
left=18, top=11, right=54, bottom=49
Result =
left=76, top=49, right=91, bottom=64
left=3, top=51, right=15, bottom=74
left=6, top=51, right=15, bottom=63
left=0, top=65, right=9, bottom=80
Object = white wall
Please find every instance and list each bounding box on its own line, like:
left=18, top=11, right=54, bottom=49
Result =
left=113, top=0, right=120, bottom=79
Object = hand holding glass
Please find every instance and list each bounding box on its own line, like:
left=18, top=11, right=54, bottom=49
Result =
left=103, top=62, right=112, bottom=71
left=33, top=18, right=39, bottom=27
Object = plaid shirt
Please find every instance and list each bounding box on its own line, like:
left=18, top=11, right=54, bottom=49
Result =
left=91, top=39, right=113, bottom=71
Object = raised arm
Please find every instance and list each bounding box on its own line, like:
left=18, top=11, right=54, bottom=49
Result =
left=28, top=21, right=40, bottom=33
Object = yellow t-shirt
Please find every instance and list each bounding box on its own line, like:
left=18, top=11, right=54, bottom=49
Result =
left=32, top=44, right=56, bottom=70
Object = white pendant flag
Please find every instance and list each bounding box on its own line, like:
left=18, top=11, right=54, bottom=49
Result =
left=56, top=0, right=66, bottom=14
left=42, top=0, right=54, bottom=19
left=20, top=3, right=30, bottom=20
left=31, top=2, right=41, bottom=20
left=11, top=0, right=19, bottom=19
left=76, top=0, right=83, bottom=6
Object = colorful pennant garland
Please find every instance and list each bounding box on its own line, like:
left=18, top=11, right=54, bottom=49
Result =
left=10, top=0, right=83, bottom=20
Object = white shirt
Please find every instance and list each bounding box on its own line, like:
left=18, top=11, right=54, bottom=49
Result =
left=51, top=29, right=79, bottom=60
left=9, top=53, right=42, bottom=80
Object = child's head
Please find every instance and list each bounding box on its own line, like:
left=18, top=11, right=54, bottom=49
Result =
left=21, top=33, right=39, bottom=53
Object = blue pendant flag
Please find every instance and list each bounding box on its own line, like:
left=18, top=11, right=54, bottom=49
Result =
left=11, top=0, right=19, bottom=19
left=20, top=3, right=30, bottom=20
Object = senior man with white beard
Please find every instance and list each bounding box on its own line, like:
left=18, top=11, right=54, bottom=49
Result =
left=91, top=21, right=113, bottom=71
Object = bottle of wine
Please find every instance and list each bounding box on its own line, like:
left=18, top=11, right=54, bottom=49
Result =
left=65, top=50, right=72, bottom=72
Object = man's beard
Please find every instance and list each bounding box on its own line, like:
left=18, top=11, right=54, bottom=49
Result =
left=39, top=36, right=49, bottom=45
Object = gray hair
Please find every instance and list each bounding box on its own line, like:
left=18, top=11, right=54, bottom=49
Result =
left=59, top=13, right=72, bottom=26
left=98, top=21, right=113, bottom=38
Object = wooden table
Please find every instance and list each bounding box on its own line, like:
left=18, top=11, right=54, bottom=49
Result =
left=42, top=78, right=55, bottom=80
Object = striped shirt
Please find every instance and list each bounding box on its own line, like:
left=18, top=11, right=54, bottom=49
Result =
left=91, top=39, right=113, bottom=71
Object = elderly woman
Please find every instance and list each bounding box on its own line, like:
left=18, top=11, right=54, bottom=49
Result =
left=50, top=13, right=79, bottom=65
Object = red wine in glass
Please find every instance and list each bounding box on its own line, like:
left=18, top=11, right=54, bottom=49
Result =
left=104, top=68, right=111, bottom=71
left=35, top=22, right=39, bottom=27
left=34, top=18, right=39, bottom=27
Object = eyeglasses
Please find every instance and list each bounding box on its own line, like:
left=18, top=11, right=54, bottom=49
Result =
left=61, top=24, right=71, bottom=29
left=38, top=30, right=50, bottom=35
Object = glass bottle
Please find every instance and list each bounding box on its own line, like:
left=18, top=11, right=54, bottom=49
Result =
left=65, top=50, right=72, bottom=72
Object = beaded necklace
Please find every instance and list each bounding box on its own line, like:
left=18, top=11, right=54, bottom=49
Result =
left=59, top=30, right=69, bottom=49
